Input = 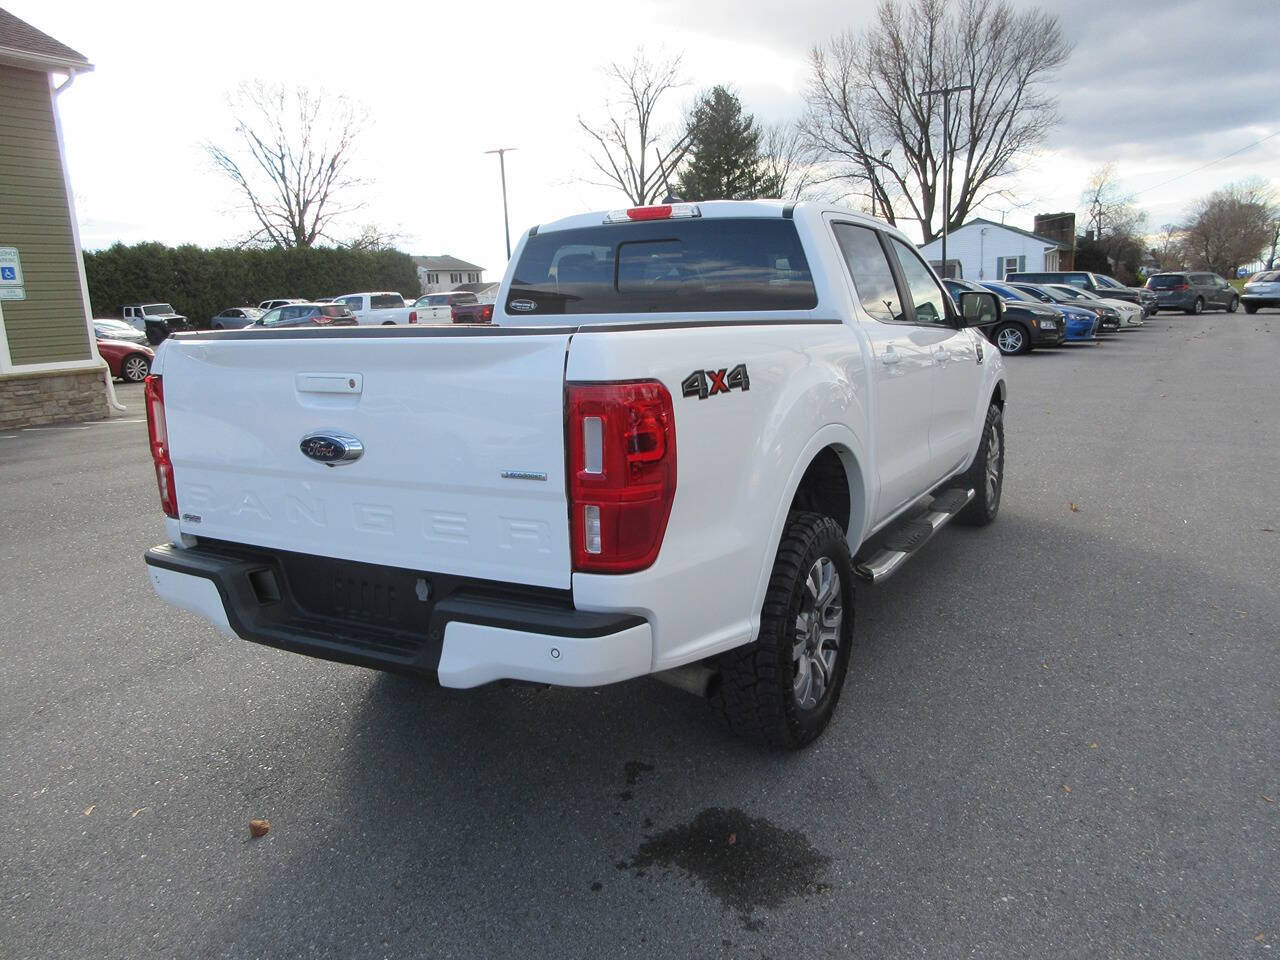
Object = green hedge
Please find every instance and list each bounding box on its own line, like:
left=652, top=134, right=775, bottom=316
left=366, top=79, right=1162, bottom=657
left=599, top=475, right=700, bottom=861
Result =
left=83, top=243, right=420, bottom=327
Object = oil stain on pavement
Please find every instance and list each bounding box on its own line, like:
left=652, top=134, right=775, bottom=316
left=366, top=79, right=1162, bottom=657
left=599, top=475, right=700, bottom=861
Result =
left=630, top=807, right=830, bottom=924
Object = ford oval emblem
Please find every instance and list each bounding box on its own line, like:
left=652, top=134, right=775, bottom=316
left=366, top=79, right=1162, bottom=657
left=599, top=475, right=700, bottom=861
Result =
left=509, top=298, right=537, bottom=312
left=300, top=431, right=364, bottom=466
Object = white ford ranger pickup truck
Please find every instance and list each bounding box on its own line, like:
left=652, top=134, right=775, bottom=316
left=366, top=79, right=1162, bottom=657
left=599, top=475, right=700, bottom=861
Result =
left=143, top=200, right=1006, bottom=748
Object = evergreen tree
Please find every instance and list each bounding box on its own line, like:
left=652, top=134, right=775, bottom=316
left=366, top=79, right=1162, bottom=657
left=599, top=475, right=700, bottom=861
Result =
left=676, top=87, right=777, bottom=201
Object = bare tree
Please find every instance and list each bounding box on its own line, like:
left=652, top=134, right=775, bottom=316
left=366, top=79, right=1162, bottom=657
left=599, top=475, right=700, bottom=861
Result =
left=1183, top=179, right=1277, bottom=277
left=1080, top=164, right=1145, bottom=241
left=758, top=123, right=821, bottom=200
left=207, top=82, right=365, bottom=248
left=1147, top=223, right=1185, bottom=271
left=802, top=0, right=1070, bottom=241
left=344, top=223, right=404, bottom=252
left=579, top=51, right=697, bottom=205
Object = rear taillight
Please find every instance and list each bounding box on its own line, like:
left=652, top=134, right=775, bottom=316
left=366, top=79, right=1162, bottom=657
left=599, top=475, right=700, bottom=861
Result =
left=1173, top=283, right=1189, bottom=291
left=567, top=381, right=676, bottom=574
left=479, top=304, right=493, bottom=323
left=144, top=375, right=177, bottom=518
left=450, top=304, right=460, bottom=322
left=408, top=310, right=418, bottom=324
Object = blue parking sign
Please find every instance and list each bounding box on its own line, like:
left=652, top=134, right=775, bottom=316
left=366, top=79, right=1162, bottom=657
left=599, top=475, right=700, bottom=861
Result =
left=1, top=267, right=15, bottom=281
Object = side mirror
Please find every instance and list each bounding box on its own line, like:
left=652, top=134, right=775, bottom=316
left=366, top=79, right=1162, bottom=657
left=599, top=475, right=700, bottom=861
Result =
left=957, top=291, right=1002, bottom=327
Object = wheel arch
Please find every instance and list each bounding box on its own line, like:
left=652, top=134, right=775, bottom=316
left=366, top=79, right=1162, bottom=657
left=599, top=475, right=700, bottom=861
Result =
left=750, top=426, right=871, bottom=642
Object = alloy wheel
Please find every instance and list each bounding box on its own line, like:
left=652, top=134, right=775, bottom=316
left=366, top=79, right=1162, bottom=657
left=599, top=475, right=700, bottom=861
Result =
left=985, top=425, right=1002, bottom=504
left=792, top=557, right=843, bottom=711
left=123, top=356, right=150, bottom=382
left=996, top=327, right=1024, bottom=354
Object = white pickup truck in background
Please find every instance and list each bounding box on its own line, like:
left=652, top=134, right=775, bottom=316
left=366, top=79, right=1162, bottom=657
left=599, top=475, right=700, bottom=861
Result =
left=143, top=200, right=1006, bottom=749
left=331, top=291, right=418, bottom=325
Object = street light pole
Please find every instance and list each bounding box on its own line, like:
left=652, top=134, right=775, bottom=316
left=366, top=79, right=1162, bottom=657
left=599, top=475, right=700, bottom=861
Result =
left=922, top=84, right=972, bottom=279
left=484, top=147, right=517, bottom=261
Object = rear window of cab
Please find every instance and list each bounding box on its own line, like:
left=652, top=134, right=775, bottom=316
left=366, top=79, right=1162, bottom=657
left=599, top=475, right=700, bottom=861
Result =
left=506, top=218, right=818, bottom=314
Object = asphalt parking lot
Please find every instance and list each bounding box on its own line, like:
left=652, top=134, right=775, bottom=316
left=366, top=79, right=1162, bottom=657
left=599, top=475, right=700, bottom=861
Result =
left=2, top=311, right=1277, bottom=960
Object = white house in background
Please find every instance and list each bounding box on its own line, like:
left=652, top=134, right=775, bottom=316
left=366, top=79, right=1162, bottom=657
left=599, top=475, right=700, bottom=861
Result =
left=413, top=255, right=484, bottom=294
left=918, top=218, right=1062, bottom=282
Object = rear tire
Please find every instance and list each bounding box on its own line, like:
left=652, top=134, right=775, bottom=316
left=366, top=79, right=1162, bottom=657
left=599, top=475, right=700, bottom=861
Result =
left=381, top=320, right=397, bottom=325
left=955, top=402, right=1004, bottom=526
left=993, top=323, right=1030, bottom=355
left=711, top=512, right=854, bottom=750
left=1187, top=297, right=1204, bottom=315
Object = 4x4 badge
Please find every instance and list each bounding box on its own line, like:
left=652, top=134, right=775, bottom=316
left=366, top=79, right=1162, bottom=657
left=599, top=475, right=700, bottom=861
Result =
left=682, top=364, right=750, bottom=400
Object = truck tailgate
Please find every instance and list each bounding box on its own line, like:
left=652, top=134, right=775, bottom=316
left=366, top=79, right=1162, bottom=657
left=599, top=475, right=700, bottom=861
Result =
left=159, top=330, right=573, bottom=589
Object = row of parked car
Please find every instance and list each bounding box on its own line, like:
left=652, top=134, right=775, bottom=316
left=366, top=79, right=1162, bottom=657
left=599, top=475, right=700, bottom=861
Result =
left=937, top=270, right=1152, bottom=355
left=98, top=265, right=1266, bottom=378
left=114, top=291, right=490, bottom=346
left=209, top=291, right=490, bottom=330
left=943, top=268, right=1259, bottom=356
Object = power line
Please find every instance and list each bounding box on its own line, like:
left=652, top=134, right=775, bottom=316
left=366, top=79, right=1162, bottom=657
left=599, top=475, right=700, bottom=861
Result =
left=1131, top=131, right=1280, bottom=197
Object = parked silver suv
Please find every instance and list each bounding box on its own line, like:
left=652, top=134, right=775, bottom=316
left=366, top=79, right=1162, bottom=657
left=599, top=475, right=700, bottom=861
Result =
left=1144, top=272, right=1239, bottom=315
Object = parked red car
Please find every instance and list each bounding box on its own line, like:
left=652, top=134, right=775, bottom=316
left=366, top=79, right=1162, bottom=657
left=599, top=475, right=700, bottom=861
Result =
left=451, top=302, right=494, bottom=323
left=97, top=339, right=154, bottom=382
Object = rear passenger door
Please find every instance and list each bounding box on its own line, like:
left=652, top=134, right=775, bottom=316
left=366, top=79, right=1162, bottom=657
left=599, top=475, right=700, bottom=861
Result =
left=885, top=237, right=985, bottom=482
left=830, top=220, right=941, bottom=524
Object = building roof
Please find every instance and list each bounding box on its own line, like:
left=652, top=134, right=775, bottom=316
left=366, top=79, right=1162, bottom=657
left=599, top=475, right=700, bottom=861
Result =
left=413, top=255, right=484, bottom=272
left=0, top=8, right=92, bottom=72
left=919, top=218, right=1061, bottom=251
left=452, top=281, right=500, bottom=294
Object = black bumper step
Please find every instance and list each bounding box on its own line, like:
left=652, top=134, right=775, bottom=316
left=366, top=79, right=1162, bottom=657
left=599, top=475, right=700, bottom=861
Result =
left=145, top=540, right=644, bottom=678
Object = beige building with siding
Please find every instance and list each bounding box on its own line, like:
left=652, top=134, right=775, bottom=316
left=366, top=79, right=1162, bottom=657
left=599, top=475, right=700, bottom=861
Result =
left=0, top=9, right=109, bottom=429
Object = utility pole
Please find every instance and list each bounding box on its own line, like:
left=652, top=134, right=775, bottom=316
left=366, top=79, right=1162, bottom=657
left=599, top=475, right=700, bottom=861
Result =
left=923, top=84, right=972, bottom=279
left=1269, top=218, right=1280, bottom=271
left=484, top=147, right=517, bottom=261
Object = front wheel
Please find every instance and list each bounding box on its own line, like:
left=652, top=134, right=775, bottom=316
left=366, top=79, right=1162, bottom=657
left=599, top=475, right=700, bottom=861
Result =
left=121, top=353, right=151, bottom=383
left=956, top=402, right=1004, bottom=526
left=712, top=512, right=854, bottom=750
left=993, top=323, right=1029, bottom=355
left=1226, top=296, right=1239, bottom=313
left=1245, top=303, right=1259, bottom=314
left=1188, top=297, right=1204, bottom=315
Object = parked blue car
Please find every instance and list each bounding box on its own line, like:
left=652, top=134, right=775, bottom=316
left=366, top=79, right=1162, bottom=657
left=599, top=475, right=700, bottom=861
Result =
left=980, top=281, right=1099, bottom=342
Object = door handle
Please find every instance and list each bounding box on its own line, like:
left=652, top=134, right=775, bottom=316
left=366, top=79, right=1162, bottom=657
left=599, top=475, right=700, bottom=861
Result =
left=880, top=349, right=900, bottom=365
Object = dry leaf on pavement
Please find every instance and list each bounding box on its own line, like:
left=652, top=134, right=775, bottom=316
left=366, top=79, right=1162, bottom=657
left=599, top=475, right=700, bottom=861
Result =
left=249, top=819, right=270, bottom=838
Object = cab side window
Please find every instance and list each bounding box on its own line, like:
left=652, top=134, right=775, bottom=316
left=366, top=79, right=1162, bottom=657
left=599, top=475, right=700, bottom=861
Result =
left=887, top=237, right=949, bottom=326
left=833, top=223, right=906, bottom=323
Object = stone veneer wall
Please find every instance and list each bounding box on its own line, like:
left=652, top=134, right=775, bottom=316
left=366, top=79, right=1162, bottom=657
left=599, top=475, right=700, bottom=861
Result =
left=0, top=367, right=109, bottom=430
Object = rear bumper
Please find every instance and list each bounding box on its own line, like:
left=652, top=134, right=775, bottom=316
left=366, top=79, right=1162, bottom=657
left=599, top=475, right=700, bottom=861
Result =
left=145, top=541, right=652, bottom=688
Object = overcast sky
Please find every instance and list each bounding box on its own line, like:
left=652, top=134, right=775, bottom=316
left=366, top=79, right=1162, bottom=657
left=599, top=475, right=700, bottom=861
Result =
left=16, top=0, right=1280, bottom=277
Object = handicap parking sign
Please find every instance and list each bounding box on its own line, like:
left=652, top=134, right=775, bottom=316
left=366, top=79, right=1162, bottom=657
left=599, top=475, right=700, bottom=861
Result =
left=0, top=246, right=22, bottom=287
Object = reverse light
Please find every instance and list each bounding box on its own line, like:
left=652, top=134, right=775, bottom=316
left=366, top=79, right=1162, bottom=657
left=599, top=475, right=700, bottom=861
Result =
left=603, top=203, right=701, bottom=224
left=567, top=381, right=676, bottom=574
left=144, top=375, right=178, bottom=518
